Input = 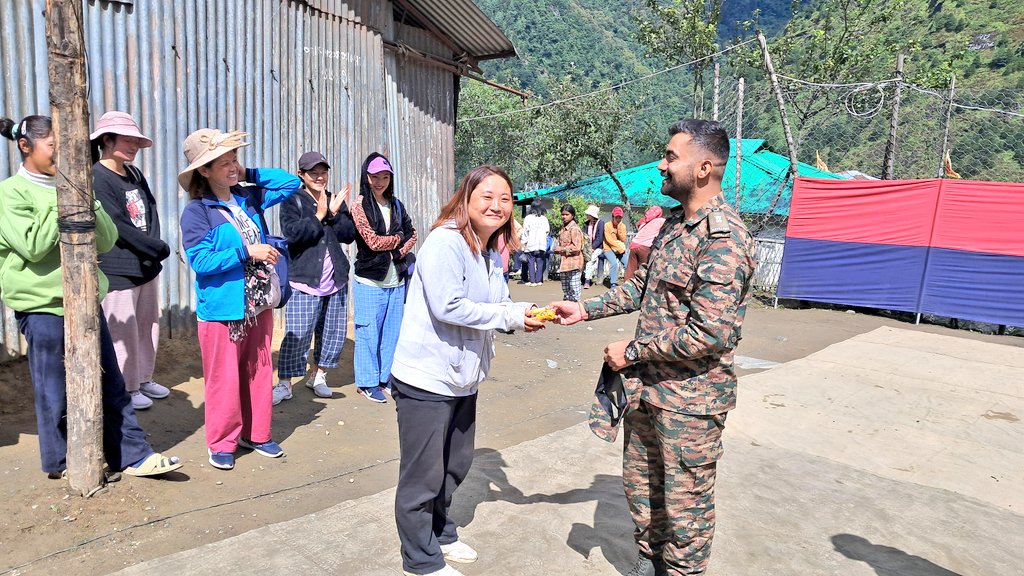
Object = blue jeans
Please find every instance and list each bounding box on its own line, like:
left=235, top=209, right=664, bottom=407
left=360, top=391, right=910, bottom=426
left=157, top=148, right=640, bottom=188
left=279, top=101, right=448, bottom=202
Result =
left=353, top=281, right=405, bottom=389
left=604, top=249, right=629, bottom=286
left=526, top=250, right=546, bottom=283
left=18, top=311, right=153, bottom=474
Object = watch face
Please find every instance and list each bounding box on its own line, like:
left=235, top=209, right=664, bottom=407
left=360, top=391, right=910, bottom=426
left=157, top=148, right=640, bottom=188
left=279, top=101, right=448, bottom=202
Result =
left=626, top=345, right=638, bottom=361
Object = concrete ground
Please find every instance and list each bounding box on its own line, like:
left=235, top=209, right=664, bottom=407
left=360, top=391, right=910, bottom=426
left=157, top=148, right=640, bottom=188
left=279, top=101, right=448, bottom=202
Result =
left=109, top=326, right=1024, bottom=576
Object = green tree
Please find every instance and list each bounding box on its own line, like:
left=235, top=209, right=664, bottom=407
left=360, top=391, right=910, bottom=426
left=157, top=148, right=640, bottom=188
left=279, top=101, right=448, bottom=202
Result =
left=454, top=79, right=534, bottom=187
left=634, top=0, right=723, bottom=117
left=527, top=75, right=655, bottom=228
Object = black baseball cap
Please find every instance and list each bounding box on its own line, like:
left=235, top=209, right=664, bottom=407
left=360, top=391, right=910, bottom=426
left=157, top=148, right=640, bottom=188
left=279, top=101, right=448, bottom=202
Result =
left=298, top=151, right=330, bottom=171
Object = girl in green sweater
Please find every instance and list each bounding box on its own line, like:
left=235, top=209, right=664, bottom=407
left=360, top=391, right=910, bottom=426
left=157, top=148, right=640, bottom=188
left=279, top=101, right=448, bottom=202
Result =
left=0, top=115, right=180, bottom=480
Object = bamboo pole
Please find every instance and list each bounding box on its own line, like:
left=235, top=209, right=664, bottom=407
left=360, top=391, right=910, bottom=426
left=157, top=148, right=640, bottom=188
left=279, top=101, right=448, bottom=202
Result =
left=712, top=62, right=720, bottom=121
left=757, top=31, right=798, bottom=181
left=735, top=78, right=745, bottom=211
left=937, top=74, right=956, bottom=178
left=46, top=0, right=104, bottom=496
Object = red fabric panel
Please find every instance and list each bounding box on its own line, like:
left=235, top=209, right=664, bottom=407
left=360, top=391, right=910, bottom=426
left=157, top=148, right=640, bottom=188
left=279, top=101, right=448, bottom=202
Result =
left=931, top=179, right=1024, bottom=257
left=786, top=178, right=938, bottom=246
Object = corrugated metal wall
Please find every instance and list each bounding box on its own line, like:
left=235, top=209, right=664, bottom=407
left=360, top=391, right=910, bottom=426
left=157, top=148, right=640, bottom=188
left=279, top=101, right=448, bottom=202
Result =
left=0, top=0, right=457, bottom=360
left=386, top=23, right=457, bottom=241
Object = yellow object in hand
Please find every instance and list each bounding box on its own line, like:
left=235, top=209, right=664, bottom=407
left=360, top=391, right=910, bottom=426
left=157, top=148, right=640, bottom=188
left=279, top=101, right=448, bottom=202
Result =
left=530, top=307, right=557, bottom=322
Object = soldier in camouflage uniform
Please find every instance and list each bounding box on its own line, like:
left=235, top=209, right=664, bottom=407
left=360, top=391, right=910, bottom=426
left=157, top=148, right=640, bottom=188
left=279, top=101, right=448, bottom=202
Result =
left=551, top=119, right=755, bottom=576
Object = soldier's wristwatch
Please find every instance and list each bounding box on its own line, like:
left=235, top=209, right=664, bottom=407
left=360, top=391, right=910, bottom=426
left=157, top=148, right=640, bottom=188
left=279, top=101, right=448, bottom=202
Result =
left=624, top=341, right=640, bottom=362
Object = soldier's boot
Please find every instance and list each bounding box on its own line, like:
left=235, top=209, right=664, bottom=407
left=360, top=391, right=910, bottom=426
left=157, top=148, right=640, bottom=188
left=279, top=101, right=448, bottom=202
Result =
left=625, top=555, right=655, bottom=576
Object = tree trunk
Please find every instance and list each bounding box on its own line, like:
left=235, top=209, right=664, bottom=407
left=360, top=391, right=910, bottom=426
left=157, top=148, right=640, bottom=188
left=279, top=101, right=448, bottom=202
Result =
left=605, top=166, right=635, bottom=230
left=46, top=0, right=104, bottom=496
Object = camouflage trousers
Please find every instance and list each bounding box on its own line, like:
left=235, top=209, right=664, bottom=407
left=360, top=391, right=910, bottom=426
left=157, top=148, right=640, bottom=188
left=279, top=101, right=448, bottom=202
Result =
left=621, top=401, right=727, bottom=575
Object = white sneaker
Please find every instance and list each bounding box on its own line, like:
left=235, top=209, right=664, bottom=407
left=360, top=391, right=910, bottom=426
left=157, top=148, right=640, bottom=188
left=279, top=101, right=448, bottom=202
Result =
left=272, top=381, right=293, bottom=405
left=306, top=372, right=332, bottom=398
left=130, top=390, right=153, bottom=410
left=139, top=380, right=170, bottom=399
left=402, top=565, right=465, bottom=576
left=440, top=541, right=478, bottom=564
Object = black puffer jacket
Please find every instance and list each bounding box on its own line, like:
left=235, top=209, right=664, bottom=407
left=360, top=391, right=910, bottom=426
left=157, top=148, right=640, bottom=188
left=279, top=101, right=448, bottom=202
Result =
left=279, top=189, right=357, bottom=288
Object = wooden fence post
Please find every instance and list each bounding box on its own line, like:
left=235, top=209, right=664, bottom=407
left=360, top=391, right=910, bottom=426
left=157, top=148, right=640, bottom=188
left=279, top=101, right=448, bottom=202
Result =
left=882, top=54, right=905, bottom=180
left=46, top=0, right=104, bottom=496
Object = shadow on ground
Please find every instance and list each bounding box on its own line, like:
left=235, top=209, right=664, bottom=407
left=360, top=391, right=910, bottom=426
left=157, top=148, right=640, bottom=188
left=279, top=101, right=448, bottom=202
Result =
left=832, top=534, right=963, bottom=576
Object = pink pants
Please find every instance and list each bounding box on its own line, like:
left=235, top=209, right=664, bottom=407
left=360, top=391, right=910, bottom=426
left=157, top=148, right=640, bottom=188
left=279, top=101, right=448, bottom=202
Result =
left=101, top=278, right=161, bottom=393
left=198, top=310, right=274, bottom=453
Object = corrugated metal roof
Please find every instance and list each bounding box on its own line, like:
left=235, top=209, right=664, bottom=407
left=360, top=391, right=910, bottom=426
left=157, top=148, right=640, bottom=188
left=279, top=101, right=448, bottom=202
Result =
left=515, top=139, right=846, bottom=216
left=405, top=0, right=516, bottom=61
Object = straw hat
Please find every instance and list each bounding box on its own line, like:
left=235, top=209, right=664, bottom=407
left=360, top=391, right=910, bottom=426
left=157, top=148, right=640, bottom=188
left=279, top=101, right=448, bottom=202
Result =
left=89, top=111, right=153, bottom=147
left=177, top=128, right=249, bottom=190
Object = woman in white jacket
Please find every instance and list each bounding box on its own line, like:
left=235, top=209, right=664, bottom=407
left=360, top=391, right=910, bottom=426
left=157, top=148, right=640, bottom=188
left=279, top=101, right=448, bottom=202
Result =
left=390, top=165, right=543, bottom=576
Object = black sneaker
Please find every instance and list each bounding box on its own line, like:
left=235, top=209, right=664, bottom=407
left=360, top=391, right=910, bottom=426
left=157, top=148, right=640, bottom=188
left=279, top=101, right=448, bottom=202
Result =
left=626, top=555, right=655, bottom=576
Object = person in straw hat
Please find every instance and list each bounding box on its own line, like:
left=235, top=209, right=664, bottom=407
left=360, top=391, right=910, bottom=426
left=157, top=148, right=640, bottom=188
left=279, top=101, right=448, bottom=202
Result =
left=178, top=128, right=301, bottom=471
left=90, top=111, right=171, bottom=412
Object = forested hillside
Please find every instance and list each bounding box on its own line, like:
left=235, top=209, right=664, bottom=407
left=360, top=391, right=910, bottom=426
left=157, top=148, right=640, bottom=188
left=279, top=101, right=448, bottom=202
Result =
left=458, top=1, right=1024, bottom=185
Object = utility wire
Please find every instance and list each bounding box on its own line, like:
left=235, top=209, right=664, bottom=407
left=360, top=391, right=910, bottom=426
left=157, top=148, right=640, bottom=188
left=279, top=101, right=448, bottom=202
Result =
left=460, top=37, right=760, bottom=123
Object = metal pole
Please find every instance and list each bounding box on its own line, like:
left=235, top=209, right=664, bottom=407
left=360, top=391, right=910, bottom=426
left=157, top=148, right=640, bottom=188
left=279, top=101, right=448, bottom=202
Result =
left=735, top=78, right=745, bottom=211
left=713, top=62, right=720, bottom=121
left=757, top=31, right=798, bottom=182
left=882, top=53, right=905, bottom=180
left=937, top=74, right=956, bottom=178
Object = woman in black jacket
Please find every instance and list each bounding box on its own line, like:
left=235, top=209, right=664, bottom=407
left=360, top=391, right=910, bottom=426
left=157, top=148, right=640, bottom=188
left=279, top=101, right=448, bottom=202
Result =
left=91, top=111, right=172, bottom=411
left=349, top=153, right=417, bottom=403
left=273, top=151, right=357, bottom=404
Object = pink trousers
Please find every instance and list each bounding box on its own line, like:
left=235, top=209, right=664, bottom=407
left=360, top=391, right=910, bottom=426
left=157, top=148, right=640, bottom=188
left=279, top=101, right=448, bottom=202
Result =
left=198, top=310, right=274, bottom=453
left=101, top=278, right=161, bottom=392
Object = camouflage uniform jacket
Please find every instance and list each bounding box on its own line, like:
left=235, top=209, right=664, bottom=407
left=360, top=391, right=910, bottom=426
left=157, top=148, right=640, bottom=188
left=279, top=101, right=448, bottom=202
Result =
left=583, top=193, right=755, bottom=415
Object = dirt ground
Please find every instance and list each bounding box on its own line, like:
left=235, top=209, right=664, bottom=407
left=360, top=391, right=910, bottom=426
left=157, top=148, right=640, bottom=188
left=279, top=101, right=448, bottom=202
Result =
left=1, top=282, right=1020, bottom=576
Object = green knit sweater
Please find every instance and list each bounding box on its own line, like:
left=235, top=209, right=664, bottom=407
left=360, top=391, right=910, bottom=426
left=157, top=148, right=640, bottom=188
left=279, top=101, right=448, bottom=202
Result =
left=0, top=172, right=117, bottom=315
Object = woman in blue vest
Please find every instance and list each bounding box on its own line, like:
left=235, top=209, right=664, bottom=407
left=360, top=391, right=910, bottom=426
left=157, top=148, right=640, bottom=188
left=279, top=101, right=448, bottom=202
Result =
left=178, top=128, right=300, bottom=471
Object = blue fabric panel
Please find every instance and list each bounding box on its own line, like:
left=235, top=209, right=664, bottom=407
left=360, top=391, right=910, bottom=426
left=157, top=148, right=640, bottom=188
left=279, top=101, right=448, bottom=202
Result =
left=919, top=248, right=1024, bottom=327
left=778, top=238, right=927, bottom=313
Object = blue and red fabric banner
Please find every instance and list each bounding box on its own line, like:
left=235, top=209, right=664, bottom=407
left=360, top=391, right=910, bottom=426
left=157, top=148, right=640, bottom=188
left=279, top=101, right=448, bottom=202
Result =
left=778, top=177, right=1024, bottom=326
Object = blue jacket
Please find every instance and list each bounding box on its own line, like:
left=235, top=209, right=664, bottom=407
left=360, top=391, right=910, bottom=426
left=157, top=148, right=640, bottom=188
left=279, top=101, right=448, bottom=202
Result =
left=180, top=168, right=301, bottom=321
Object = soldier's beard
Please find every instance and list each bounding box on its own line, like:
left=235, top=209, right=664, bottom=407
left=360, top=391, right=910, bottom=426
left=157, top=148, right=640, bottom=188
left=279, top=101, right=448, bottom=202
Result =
left=661, top=174, right=694, bottom=203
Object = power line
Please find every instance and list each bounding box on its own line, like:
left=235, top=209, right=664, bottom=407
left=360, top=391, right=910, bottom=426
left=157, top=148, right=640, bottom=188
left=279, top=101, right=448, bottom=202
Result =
left=459, top=37, right=760, bottom=123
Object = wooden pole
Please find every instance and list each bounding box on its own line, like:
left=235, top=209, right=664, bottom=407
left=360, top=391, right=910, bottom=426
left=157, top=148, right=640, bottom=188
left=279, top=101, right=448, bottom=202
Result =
left=712, top=62, right=720, bottom=121
left=883, top=53, right=905, bottom=180
left=46, top=0, right=104, bottom=496
left=735, top=78, right=745, bottom=211
left=937, top=74, right=956, bottom=178
left=757, top=31, right=798, bottom=181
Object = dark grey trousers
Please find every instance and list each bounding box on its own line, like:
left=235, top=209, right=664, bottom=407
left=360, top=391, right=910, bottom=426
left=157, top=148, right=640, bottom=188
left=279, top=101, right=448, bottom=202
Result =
left=393, top=378, right=477, bottom=574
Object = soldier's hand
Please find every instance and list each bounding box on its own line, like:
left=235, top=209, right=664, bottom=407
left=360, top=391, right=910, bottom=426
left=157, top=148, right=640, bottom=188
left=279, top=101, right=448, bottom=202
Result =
left=549, top=300, right=588, bottom=325
left=604, top=339, right=633, bottom=371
